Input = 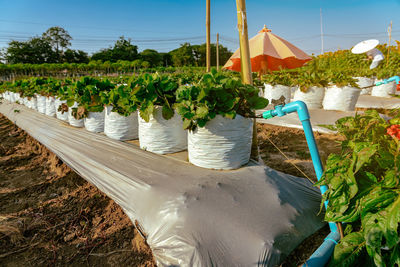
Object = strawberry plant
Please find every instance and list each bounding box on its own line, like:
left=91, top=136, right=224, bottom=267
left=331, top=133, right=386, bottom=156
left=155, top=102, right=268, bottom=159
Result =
left=174, top=68, right=269, bottom=130
left=101, top=84, right=137, bottom=116
left=129, top=73, right=178, bottom=122
left=317, top=110, right=400, bottom=266
left=66, top=77, right=114, bottom=119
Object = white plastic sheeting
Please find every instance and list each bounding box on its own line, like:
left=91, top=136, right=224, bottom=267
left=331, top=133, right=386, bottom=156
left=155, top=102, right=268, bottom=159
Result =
left=104, top=106, right=138, bottom=141
left=371, top=80, right=396, bottom=97
left=188, top=115, right=253, bottom=170
left=84, top=110, right=105, bottom=133
left=355, top=77, right=374, bottom=95
left=55, top=98, right=69, bottom=121
left=138, top=106, right=187, bottom=154
left=68, top=102, right=84, bottom=127
left=45, top=96, right=56, bottom=117
left=264, top=84, right=291, bottom=104
left=322, top=86, right=361, bottom=111
left=292, top=86, right=325, bottom=109
left=36, top=94, right=46, bottom=114
left=0, top=101, right=325, bottom=266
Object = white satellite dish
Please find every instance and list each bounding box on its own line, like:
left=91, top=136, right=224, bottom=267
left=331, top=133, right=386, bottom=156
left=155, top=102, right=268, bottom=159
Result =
left=351, top=39, right=379, bottom=54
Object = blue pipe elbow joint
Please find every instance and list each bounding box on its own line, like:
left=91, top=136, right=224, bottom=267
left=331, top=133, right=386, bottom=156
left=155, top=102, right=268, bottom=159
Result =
left=262, top=101, right=310, bottom=121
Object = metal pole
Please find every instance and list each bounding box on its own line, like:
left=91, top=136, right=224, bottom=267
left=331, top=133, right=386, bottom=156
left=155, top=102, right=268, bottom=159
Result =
left=206, top=0, right=211, bottom=72
left=216, top=33, right=219, bottom=71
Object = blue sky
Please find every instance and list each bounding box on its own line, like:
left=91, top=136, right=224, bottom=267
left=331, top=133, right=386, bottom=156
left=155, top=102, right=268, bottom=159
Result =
left=0, top=0, right=399, bottom=55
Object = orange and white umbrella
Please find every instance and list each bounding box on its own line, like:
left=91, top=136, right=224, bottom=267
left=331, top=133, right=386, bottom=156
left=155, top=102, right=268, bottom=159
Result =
left=223, top=25, right=311, bottom=74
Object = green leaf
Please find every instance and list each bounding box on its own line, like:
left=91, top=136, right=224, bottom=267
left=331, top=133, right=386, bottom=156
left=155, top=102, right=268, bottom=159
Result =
left=329, top=232, right=366, bottom=267
left=195, top=106, right=209, bottom=119
left=67, top=99, right=75, bottom=107
left=162, top=104, right=174, bottom=120
left=182, top=119, right=191, bottom=130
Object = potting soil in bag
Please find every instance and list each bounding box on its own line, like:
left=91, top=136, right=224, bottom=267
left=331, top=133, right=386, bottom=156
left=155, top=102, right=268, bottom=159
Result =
left=36, top=95, right=46, bottom=114
left=355, top=77, right=374, bottom=95
left=264, top=83, right=291, bottom=105
left=188, top=115, right=253, bottom=170
left=138, top=106, right=187, bottom=154
left=55, top=98, right=69, bottom=121
left=104, top=106, right=138, bottom=141
left=292, top=86, right=325, bottom=109
left=322, top=86, right=361, bottom=111
left=68, top=102, right=84, bottom=127
left=84, top=110, right=105, bottom=133
left=371, top=80, right=396, bottom=98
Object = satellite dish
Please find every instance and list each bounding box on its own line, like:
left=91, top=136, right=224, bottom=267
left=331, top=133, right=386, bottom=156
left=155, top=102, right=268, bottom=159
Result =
left=351, top=39, right=379, bottom=54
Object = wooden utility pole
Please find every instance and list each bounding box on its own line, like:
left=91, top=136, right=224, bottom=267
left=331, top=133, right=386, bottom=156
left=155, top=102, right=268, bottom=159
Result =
left=320, top=8, right=324, bottom=55
left=236, top=0, right=257, bottom=160
left=216, top=33, right=220, bottom=71
left=235, top=0, right=252, bottom=84
left=387, top=21, right=392, bottom=66
left=206, top=0, right=211, bottom=72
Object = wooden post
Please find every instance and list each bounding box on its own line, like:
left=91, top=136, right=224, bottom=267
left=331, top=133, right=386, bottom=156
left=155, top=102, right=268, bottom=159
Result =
left=235, top=0, right=257, bottom=160
left=386, top=21, right=392, bottom=67
left=206, top=0, right=211, bottom=72
left=235, top=0, right=252, bottom=84
left=216, top=33, right=220, bottom=71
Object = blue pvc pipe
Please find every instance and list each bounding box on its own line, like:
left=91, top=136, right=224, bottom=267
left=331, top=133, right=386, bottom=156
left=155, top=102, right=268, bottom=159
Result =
left=375, top=75, right=400, bottom=86
left=262, top=101, right=339, bottom=266
left=302, top=231, right=341, bottom=267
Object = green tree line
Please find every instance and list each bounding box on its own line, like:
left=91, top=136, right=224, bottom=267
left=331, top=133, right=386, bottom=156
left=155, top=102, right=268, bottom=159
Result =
left=0, top=27, right=232, bottom=70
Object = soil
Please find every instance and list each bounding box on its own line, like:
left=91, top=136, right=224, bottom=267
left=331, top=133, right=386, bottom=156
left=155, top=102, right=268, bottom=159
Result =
left=256, top=124, right=344, bottom=267
left=0, top=115, right=156, bottom=267
left=0, top=112, right=346, bottom=267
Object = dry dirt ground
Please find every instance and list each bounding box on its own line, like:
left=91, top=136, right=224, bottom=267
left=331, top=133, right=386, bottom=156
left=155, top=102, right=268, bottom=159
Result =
left=0, top=114, right=156, bottom=267
left=0, top=113, right=345, bottom=267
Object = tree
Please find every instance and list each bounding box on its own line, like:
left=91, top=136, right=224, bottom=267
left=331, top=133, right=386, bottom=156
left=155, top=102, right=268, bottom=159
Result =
left=6, top=37, right=58, bottom=64
left=63, top=49, right=89, bottom=63
left=169, top=43, right=196, bottom=67
left=140, top=49, right=162, bottom=67
left=42, top=27, right=72, bottom=55
left=192, top=43, right=232, bottom=67
left=91, top=36, right=139, bottom=62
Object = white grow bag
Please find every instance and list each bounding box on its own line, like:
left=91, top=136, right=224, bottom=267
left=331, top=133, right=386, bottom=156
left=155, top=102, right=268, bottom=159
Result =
left=292, top=86, right=325, bottom=109
left=84, top=110, right=105, bottom=133
left=14, top=93, right=21, bottom=103
left=188, top=115, right=253, bottom=170
left=322, top=85, right=361, bottom=111
left=55, top=98, right=69, bottom=121
left=68, top=102, right=84, bottom=128
left=264, top=83, right=291, bottom=104
left=36, top=94, right=46, bottom=114
left=45, top=96, right=56, bottom=117
left=371, top=80, right=396, bottom=98
left=138, top=106, right=187, bottom=154
left=9, top=92, right=16, bottom=103
left=355, top=77, right=374, bottom=95
left=27, top=97, right=37, bottom=111
left=22, top=97, right=28, bottom=106
left=104, top=106, right=138, bottom=141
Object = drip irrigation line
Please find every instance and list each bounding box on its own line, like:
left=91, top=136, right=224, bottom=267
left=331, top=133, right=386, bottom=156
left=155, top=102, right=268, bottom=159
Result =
left=264, top=135, right=315, bottom=184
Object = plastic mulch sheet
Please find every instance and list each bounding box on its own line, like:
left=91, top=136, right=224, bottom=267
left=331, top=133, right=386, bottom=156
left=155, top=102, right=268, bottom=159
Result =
left=0, top=101, right=325, bottom=267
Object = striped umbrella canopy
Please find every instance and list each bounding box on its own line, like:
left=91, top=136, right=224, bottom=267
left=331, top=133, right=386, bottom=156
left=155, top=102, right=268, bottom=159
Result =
left=223, top=25, right=311, bottom=74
